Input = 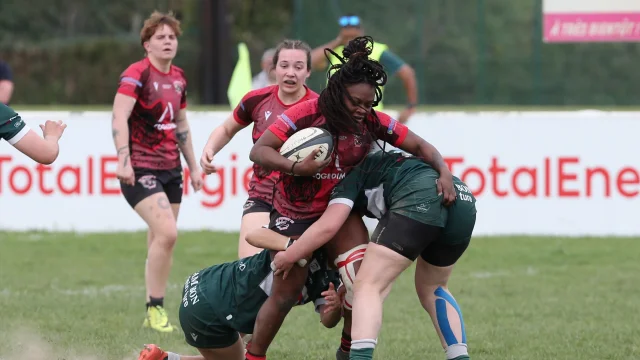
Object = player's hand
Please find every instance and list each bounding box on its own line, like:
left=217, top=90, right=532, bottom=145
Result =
left=292, top=149, right=331, bottom=177
left=40, top=120, right=67, bottom=140
left=116, top=162, right=135, bottom=186
left=200, top=148, right=217, bottom=175
left=190, top=168, right=204, bottom=192
left=437, top=170, right=456, bottom=206
left=397, top=107, right=416, bottom=124
left=321, top=283, right=345, bottom=314
left=272, top=251, right=297, bottom=279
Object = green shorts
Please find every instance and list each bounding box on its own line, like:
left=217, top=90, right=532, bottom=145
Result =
left=371, top=174, right=477, bottom=264
left=178, top=271, right=239, bottom=349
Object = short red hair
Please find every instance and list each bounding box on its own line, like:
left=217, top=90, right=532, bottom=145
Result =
left=140, top=11, right=182, bottom=46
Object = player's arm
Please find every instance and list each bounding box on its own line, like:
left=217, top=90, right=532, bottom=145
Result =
left=11, top=121, right=65, bottom=164
left=200, top=101, right=248, bottom=174
left=245, top=226, right=291, bottom=251
left=310, top=37, right=343, bottom=71
left=397, top=129, right=456, bottom=206
left=250, top=112, right=330, bottom=176
left=175, top=108, right=198, bottom=171
left=317, top=282, right=345, bottom=328
left=111, top=93, right=135, bottom=166
left=272, top=203, right=352, bottom=281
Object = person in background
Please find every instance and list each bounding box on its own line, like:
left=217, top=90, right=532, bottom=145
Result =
left=310, top=14, right=418, bottom=124
left=0, top=60, right=14, bottom=105
left=111, top=10, right=203, bottom=333
left=251, top=48, right=277, bottom=89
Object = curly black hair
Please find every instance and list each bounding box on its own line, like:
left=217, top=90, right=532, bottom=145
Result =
left=318, top=36, right=388, bottom=144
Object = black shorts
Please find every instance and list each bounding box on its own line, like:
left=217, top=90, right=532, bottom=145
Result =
left=371, top=212, right=470, bottom=266
left=242, top=197, right=272, bottom=217
left=268, top=209, right=319, bottom=238
left=120, top=167, right=183, bottom=208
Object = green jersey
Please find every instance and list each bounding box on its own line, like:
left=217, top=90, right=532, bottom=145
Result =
left=329, top=151, right=477, bottom=228
left=183, top=249, right=340, bottom=335
left=0, top=103, right=28, bottom=145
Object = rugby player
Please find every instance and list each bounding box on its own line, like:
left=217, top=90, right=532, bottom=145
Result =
left=199, top=39, right=318, bottom=259
left=271, top=150, right=476, bottom=360
left=244, top=36, right=456, bottom=360
left=137, top=248, right=345, bottom=360
left=111, top=11, right=203, bottom=332
left=0, top=103, right=66, bottom=164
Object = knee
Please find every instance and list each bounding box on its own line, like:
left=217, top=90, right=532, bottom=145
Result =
left=152, top=226, right=178, bottom=250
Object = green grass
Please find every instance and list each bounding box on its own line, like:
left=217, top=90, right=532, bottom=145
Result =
left=10, top=104, right=640, bottom=112
left=1, top=232, right=639, bottom=359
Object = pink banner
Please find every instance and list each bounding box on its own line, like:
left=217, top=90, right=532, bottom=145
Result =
left=543, top=13, right=640, bottom=42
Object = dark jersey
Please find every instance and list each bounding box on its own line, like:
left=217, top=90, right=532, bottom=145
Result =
left=329, top=151, right=475, bottom=219
left=0, top=103, right=28, bottom=145
left=117, top=57, right=188, bottom=170
left=234, top=85, right=318, bottom=203
left=195, top=249, right=339, bottom=334
left=268, top=98, right=409, bottom=220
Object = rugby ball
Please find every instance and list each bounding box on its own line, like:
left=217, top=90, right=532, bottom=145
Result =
left=279, top=127, right=334, bottom=163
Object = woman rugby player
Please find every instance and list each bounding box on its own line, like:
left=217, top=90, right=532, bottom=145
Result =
left=111, top=11, right=203, bottom=333
left=199, top=39, right=318, bottom=259
left=270, top=150, right=476, bottom=360
left=244, top=36, right=457, bottom=360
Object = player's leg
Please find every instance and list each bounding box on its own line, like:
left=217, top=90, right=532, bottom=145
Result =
left=238, top=198, right=271, bottom=259
left=415, top=203, right=475, bottom=360
left=246, top=251, right=309, bottom=360
left=246, top=212, right=315, bottom=360
left=323, top=212, right=369, bottom=359
left=134, top=192, right=178, bottom=331
left=349, top=212, right=442, bottom=360
left=121, top=171, right=178, bottom=332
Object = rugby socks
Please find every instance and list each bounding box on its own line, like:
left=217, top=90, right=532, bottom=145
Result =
left=245, top=351, right=266, bottom=360
left=148, top=296, right=164, bottom=308
left=165, top=352, right=180, bottom=360
left=349, top=339, right=376, bottom=360
left=340, top=330, right=352, bottom=353
left=450, top=356, right=470, bottom=360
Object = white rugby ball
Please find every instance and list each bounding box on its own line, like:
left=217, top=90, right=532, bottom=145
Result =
left=279, top=127, right=334, bottom=164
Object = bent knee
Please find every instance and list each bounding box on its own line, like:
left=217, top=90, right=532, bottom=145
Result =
left=152, top=226, right=178, bottom=249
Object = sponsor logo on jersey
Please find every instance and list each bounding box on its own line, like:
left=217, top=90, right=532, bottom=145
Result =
left=173, top=80, right=184, bottom=94
left=314, top=172, right=345, bottom=180
left=265, top=110, right=272, bottom=120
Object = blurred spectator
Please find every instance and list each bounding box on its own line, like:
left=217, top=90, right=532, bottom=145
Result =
left=310, top=14, right=418, bottom=123
left=251, top=48, right=277, bottom=89
left=0, top=60, right=14, bottom=105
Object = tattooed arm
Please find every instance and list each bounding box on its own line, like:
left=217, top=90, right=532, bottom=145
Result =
left=112, top=93, right=136, bottom=185
left=176, top=109, right=203, bottom=191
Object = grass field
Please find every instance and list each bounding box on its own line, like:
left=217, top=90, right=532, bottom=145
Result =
left=1, top=232, right=640, bottom=360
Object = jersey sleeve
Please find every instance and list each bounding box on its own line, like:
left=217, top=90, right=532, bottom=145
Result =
left=268, top=100, right=317, bottom=142
left=379, top=50, right=406, bottom=76
left=233, top=87, right=274, bottom=126
left=116, top=64, right=144, bottom=100
left=0, top=104, right=29, bottom=145
left=180, top=81, right=187, bottom=109
left=328, top=166, right=367, bottom=208
left=373, top=112, right=408, bottom=147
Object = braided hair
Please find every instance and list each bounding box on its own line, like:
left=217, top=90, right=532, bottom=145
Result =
left=318, top=36, right=387, bottom=143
